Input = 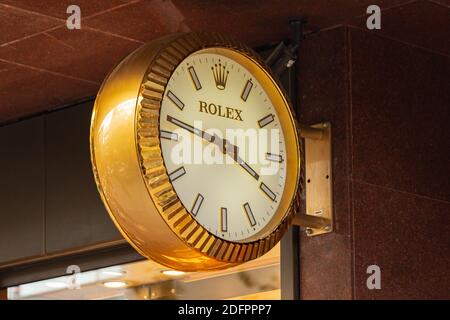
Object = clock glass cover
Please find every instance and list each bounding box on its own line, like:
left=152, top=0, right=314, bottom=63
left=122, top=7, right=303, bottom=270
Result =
left=159, top=49, right=288, bottom=242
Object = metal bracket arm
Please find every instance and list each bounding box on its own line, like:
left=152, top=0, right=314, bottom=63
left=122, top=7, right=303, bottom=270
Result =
left=293, top=122, right=334, bottom=236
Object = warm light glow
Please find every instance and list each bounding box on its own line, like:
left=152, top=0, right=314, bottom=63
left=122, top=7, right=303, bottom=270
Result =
left=45, top=281, right=67, bottom=289
left=102, top=270, right=126, bottom=277
left=103, top=281, right=128, bottom=288
left=161, top=270, right=185, bottom=277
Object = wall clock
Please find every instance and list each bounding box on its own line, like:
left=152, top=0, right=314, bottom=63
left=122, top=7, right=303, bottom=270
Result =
left=90, top=32, right=302, bottom=271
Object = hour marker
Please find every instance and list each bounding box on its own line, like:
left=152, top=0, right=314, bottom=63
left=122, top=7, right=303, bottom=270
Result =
left=266, top=152, right=283, bottom=163
left=241, top=79, right=253, bottom=101
left=243, top=202, right=256, bottom=227
left=160, top=130, right=179, bottom=141
left=260, top=182, right=276, bottom=201
left=258, top=114, right=274, bottom=128
left=220, top=207, right=228, bottom=232
left=191, top=193, right=204, bottom=216
left=167, top=90, right=184, bottom=110
left=168, top=166, right=186, bottom=182
left=188, top=66, right=202, bottom=90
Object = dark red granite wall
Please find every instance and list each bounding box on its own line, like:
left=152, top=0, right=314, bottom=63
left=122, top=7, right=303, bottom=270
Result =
left=0, top=0, right=448, bottom=298
left=297, top=24, right=450, bottom=299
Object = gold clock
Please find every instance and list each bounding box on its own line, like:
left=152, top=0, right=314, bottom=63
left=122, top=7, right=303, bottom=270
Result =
left=90, top=32, right=301, bottom=271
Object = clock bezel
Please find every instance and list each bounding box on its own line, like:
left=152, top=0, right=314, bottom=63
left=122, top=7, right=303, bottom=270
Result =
left=135, top=32, right=301, bottom=262
left=91, top=32, right=302, bottom=271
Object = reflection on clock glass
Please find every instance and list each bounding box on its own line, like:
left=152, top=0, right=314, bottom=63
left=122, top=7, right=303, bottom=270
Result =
left=159, top=50, right=287, bottom=242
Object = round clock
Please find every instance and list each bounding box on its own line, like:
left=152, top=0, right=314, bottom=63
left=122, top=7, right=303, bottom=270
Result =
left=90, top=32, right=301, bottom=271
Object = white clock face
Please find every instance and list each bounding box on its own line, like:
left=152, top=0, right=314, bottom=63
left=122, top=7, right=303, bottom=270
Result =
left=159, top=49, right=287, bottom=242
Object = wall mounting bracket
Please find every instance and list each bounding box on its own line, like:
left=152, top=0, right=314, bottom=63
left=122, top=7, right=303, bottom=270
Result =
left=292, top=122, right=333, bottom=236
left=264, top=18, right=333, bottom=237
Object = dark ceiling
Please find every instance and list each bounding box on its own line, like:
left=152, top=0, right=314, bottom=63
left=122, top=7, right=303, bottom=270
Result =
left=0, top=0, right=449, bottom=123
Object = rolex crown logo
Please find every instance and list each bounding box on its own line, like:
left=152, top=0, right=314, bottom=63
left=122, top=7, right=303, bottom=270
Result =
left=211, top=62, right=229, bottom=90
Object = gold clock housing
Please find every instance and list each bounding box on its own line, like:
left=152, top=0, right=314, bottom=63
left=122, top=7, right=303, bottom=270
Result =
left=90, top=32, right=301, bottom=271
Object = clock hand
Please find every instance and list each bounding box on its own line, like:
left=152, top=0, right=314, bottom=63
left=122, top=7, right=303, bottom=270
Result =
left=211, top=133, right=227, bottom=155
left=237, top=156, right=260, bottom=181
left=167, top=115, right=260, bottom=181
left=166, top=115, right=214, bottom=143
left=213, top=134, right=260, bottom=181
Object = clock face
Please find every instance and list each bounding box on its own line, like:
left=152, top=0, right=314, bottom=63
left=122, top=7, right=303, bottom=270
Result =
left=159, top=48, right=288, bottom=242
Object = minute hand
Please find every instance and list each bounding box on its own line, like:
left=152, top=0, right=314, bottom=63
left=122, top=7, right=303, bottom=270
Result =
left=166, top=115, right=214, bottom=142
left=236, top=155, right=260, bottom=181
left=214, top=134, right=260, bottom=181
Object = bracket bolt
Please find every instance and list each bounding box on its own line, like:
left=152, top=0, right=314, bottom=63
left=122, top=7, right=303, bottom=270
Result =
left=324, top=225, right=331, bottom=232
left=305, top=228, right=314, bottom=236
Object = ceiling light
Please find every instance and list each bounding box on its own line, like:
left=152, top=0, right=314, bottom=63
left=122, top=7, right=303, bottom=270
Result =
left=45, top=281, right=67, bottom=289
left=103, top=281, right=128, bottom=288
left=161, top=270, right=185, bottom=277
left=102, top=270, right=126, bottom=277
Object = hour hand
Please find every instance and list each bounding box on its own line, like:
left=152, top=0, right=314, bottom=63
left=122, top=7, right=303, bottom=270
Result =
left=212, top=134, right=234, bottom=156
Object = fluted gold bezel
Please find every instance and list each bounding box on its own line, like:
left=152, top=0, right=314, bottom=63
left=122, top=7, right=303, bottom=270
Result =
left=135, top=32, right=301, bottom=263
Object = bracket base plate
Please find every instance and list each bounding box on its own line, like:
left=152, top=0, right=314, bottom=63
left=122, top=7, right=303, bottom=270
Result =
left=303, top=122, right=333, bottom=236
